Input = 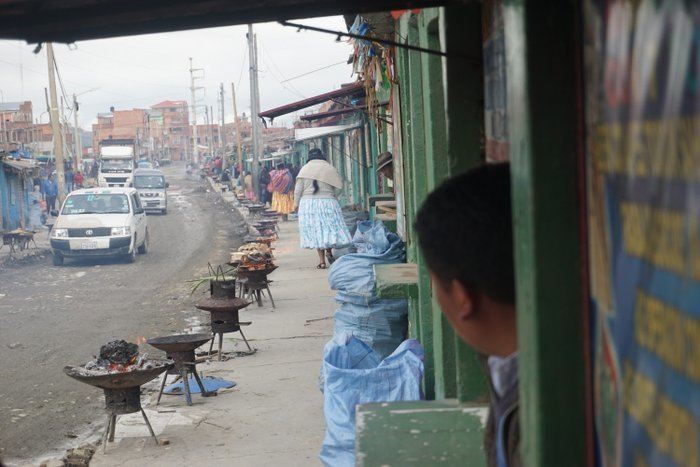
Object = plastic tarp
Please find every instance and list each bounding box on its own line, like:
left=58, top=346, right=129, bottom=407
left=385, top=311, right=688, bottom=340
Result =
left=163, top=376, right=236, bottom=395
left=328, top=220, right=408, bottom=359
left=319, top=334, right=424, bottom=466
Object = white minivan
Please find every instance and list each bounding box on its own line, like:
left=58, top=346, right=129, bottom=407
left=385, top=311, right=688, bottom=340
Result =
left=50, top=188, right=149, bottom=266
left=133, top=168, right=168, bottom=214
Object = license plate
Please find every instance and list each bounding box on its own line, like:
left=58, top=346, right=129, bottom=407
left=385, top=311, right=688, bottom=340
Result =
left=81, top=241, right=98, bottom=250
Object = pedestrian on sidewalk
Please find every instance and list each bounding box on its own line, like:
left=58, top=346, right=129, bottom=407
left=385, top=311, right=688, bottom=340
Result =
left=220, top=168, right=232, bottom=191
left=244, top=171, right=255, bottom=200
left=269, top=163, right=295, bottom=220
left=74, top=171, right=85, bottom=189
left=294, top=148, right=351, bottom=269
left=42, top=174, right=59, bottom=215
left=259, top=163, right=271, bottom=205
left=65, top=167, right=74, bottom=192
left=414, top=163, right=520, bottom=467
left=27, top=185, right=45, bottom=231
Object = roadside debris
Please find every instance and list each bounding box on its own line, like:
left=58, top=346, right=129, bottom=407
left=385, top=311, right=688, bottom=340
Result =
left=62, top=443, right=96, bottom=467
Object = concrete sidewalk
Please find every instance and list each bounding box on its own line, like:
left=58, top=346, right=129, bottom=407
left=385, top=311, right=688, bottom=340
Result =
left=88, top=189, right=334, bottom=466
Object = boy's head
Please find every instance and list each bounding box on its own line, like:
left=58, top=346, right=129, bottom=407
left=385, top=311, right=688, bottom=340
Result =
left=415, top=163, right=516, bottom=357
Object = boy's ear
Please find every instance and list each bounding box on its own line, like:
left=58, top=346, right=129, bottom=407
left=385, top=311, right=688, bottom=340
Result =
left=450, top=279, right=476, bottom=322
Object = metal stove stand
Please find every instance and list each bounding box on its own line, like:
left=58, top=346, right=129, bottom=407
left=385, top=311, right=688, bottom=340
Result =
left=100, top=386, right=158, bottom=452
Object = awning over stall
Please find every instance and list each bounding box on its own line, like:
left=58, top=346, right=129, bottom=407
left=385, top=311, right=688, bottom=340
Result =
left=294, top=123, right=362, bottom=142
left=259, top=82, right=365, bottom=122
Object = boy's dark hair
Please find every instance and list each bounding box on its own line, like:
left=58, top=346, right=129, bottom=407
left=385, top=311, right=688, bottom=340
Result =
left=414, top=163, right=515, bottom=304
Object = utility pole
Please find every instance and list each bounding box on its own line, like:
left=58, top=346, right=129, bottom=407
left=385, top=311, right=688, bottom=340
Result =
left=231, top=82, right=243, bottom=173
left=0, top=89, right=7, bottom=152
left=189, top=57, right=204, bottom=163
left=46, top=43, right=66, bottom=201
left=204, top=106, right=214, bottom=159
left=72, top=94, right=81, bottom=171
left=247, top=24, right=262, bottom=200
left=209, top=105, right=214, bottom=156
left=219, top=83, right=227, bottom=171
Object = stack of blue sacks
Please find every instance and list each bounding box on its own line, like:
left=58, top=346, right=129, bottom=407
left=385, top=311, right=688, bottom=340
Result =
left=319, top=220, right=420, bottom=466
left=328, top=220, right=408, bottom=359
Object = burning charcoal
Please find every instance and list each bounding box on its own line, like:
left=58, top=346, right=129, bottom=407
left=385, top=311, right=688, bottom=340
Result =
left=135, top=353, right=149, bottom=367
left=99, top=340, right=139, bottom=365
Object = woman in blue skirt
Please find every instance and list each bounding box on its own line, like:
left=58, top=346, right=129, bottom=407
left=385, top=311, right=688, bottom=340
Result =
left=294, top=148, right=351, bottom=269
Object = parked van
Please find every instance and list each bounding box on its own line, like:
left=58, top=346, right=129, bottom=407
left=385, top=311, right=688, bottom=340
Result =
left=133, top=168, right=168, bottom=214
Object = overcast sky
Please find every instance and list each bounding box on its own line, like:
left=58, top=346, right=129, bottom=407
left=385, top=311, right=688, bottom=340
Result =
left=0, top=16, right=354, bottom=130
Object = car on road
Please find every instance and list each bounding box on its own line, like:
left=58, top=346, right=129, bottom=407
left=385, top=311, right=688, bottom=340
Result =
left=133, top=168, right=169, bottom=214
left=137, top=160, right=154, bottom=169
left=49, top=187, right=149, bottom=266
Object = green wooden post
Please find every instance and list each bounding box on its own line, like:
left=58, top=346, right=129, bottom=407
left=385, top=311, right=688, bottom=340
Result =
left=440, top=4, right=490, bottom=404
left=405, top=16, right=436, bottom=401
left=367, top=121, right=379, bottom=197
left=396, top=43, right=421, bottom=344
left=417, top=10, right=456, bottom=401
left=503, top=1, right=586, bottom=466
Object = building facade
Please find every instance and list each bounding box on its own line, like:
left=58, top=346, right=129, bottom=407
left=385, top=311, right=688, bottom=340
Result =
left=150, top=100, right=190, bottom=161
left=0, top=101, right=42, bottom=150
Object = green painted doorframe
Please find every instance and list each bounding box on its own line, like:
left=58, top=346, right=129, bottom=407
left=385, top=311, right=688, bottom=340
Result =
left=439, top=3, right=489, bottom=404
left=503, top=1, right=587, bottom=466
left=418, top=11, right=456, bottom=401
left=394, top=6, right=490, bottom=403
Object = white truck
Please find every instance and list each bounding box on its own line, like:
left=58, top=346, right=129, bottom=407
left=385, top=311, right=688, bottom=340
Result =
left=98, top=145, right=135, bottom=187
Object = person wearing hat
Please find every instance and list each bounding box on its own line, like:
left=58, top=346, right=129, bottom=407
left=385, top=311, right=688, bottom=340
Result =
left=293, top=148, right=351, bottom=269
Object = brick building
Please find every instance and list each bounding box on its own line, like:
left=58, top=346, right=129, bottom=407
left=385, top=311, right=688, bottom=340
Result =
left=150, top=100, right=190, bottom=161
left=91, top=108, right=149, bottom=157
left=0, top=101, right=42, bottom=149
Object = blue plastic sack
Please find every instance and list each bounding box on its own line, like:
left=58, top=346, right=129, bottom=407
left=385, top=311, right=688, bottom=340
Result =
left=328, top=220, right=408, bottom=358
left=320, top=334, right=424, bottom=467
left=333, top=300, right=408, bottom=360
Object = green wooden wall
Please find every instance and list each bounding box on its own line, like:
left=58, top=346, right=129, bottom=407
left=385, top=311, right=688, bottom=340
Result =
left=394, top=6, right=489, bottom=405
left=502, top=1, right=587, bottom=465
left=360, top=3, right=589, bottom=465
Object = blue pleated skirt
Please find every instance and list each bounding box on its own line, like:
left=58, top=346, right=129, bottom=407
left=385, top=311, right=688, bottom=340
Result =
left=298, top=197, right=352, bottom=249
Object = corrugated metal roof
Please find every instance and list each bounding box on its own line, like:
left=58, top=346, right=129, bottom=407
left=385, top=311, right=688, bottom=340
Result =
left=259, top=82, right=364, bottom=121
left=294, top=123, right=362, bottom=141
left=2, top=158, right=38, bottom=172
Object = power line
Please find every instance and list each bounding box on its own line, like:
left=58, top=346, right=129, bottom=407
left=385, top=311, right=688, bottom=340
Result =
left=236, top=47, right=248, bottom=88
left=0, top=56, right=131, bottom=97
left=51, top=54, right=72, bottom=113
left=281, top=61, right=348, bottom=83
left=257, top=36, right=306, bottom=99
left=71, top=45, right=185, bottom=74
left=53, top=56, right=188, bottom=90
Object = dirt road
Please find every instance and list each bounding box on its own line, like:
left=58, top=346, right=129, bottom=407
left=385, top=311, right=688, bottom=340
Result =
left=0, top=164, right=245, bottom=464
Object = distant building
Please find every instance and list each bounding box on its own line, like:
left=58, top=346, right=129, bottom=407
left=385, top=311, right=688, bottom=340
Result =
left=91, top=107, right=149, bottom=157
left=0, top=101, right=42, bottom=148
left=150, top=100, right=190, bottom=161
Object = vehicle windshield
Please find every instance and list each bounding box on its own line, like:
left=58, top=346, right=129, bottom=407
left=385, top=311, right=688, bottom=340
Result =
left=101, top=159, right=133, bottom=171
left=134, top=175, right=165, bottom=189
left=61, top=194, right=130, bottom=215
